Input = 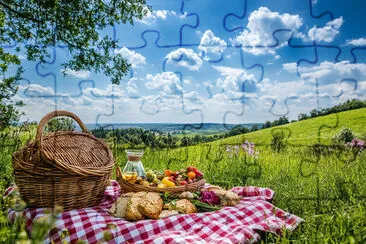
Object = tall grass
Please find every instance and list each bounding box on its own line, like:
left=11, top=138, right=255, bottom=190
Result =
left=1, top=109, right=365, bottom=243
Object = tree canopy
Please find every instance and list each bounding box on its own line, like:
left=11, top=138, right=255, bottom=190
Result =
left=0, top=0, right=149, bottom=127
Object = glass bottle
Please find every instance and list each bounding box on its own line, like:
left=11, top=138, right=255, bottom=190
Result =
left=122, top=150, right=146, bottom=184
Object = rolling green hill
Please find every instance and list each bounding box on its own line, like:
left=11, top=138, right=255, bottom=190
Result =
left=216, top=108, right=366, bottom=147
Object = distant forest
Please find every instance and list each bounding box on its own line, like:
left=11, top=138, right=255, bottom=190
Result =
left=91, top=99, right=365, bottom=149
left=91, top=125, right=258, bottom=149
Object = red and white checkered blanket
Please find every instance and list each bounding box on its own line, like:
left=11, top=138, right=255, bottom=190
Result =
left=5, top=181, right=303, bottom=243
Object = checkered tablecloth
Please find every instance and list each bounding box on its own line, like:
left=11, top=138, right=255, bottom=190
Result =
left=5, top=181, right=303, bottom=243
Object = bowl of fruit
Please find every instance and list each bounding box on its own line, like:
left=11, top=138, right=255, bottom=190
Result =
left=116, top=166, right=206, bottom=193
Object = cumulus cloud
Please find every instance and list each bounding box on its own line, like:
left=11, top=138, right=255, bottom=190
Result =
left=61, top=68, right=90, bottom=79
left=22, top=84, right=55, bottom=97
left=212, top=65, right=256, bottom=81
left=212, top=65, right=258, bottom=99
left=126, top=79, right=140, bottom=96
left=165, top=48, right=202, bottom=71
left=145, top=72, right=183, bottom=95
left=137, top=9, right=177, bottom=25
left=283, top=61, right=366, bottom=81
left=231, top=7, right=303, bottom=55
left=198, top=30, right=227, bottom=60
left=346, top=37, right=366, bottom=46
left=281, top=60, right=366, bottom=103
left=85, top=84, right=126, bottom=98
left=308, top=17, right=343, bottom=43
left=114, top=47, right=146, bottom=68
left=282, top=63, right=298, bottom=73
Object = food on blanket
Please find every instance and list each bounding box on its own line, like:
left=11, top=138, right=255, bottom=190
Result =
left=164, top=169, right=172, bottom=176
left=199, top=190, right=220, bottom=205
left=179, top=191, right=195, bottom=200
left=125, top=193, right=147, bottom=221
left=157, top=183, right=166, bottom=188
left=110, top=191, right=165, bottom=221
left=180, top=180, right=188, bottom=185
left=175, top=199, right=197, bottom=214
left=146, top=170, right=161, bottom=185
left=163, top=199, right=197, bottom=214
left=193, top=169, right=204, bottom=178
left=138, top=192, right=163, bottom=219
left=159, top=210, right=179, bottom=218
left=211, top=189, right=240, bottom=206
left=187, top=171, right=196, bottom=179
left=162, top=166, right=204, bottom=186
left=109, top=196, right=129, bottom=218
left=139, top=180, right=150, bottom=187
left=192, top=200, right=222, bottom=212
left=129, top=166, right=205, bottom=188
left=135, top=176, right=143, bottom=184
left=187, top=166, right=197, bottom=172
left=204, top=185, right=223, bottom=191
left=161, top=177, right=176, bottom=187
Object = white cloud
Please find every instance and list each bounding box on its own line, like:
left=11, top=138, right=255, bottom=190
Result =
left=165, top=48, right=202, bottom=71
left=114, top=47, right=146, bottom=68
left=284, top=61, right=366, bottom=81
left=125, top=78, right=140, bottom=96
left=184, top=91, right=203, bottom=105
left=183, top=79, right=192, bottom=85
left=145, top=72, right=183, bottom=95
left=212, top=65, right=258, bottom=99
left=308, top=17, right=343, bottom=43
left=212, top=65, right=256, bottom=81
left=137, top=9, right=177, bottom=25
left=282, top=62, right=298, bottom=73
left=198, top=30, right=227, bottom=59
left=282, top=61, right=366, bottom=102
left=231, top=7, right=303, bottom=55
left=61, top=68, right=90, bottom=79
left=22, top=84, right=55, bottom=97
left=346, top=37, right=366, bottom=46
left=85, top=84, right=126, bottom=98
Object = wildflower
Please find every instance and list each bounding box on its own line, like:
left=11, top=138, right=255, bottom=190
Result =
left=346, top=138, right=364, bottom=151
left=242, top=141, right=259, bottom=157
left=226, top=145, right=239, bottom=158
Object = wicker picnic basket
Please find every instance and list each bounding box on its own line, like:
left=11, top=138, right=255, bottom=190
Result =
left=115, top=167, right=205, bottom=194
left=12, top=110, right=115, bottom=210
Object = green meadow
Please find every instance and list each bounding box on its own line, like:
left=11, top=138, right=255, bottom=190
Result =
left=1, top=108, right=366, bottom=243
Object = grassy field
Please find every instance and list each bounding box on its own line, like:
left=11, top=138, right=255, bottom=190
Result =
left=219, top=108, right=366, bottom=146
left=113, top=108, right=366, bottom=243
left=1, top=108, right=365, bottom=243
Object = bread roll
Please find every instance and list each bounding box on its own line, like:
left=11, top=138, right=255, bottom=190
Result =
left=138, top=192, right=163, bottom=219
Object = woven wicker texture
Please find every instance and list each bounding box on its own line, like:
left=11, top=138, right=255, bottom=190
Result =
left=12, top=110, right=115, bottom=210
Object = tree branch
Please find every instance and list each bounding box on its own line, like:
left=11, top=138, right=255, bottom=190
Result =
left=0, top=1, right=40, bottom=22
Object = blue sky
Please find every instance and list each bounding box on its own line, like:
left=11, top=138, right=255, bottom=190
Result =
left=13, top=0, right=366, bottom=124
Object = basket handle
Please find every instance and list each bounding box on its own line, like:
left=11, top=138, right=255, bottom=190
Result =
left=35, top=110, right=90, bottom=148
